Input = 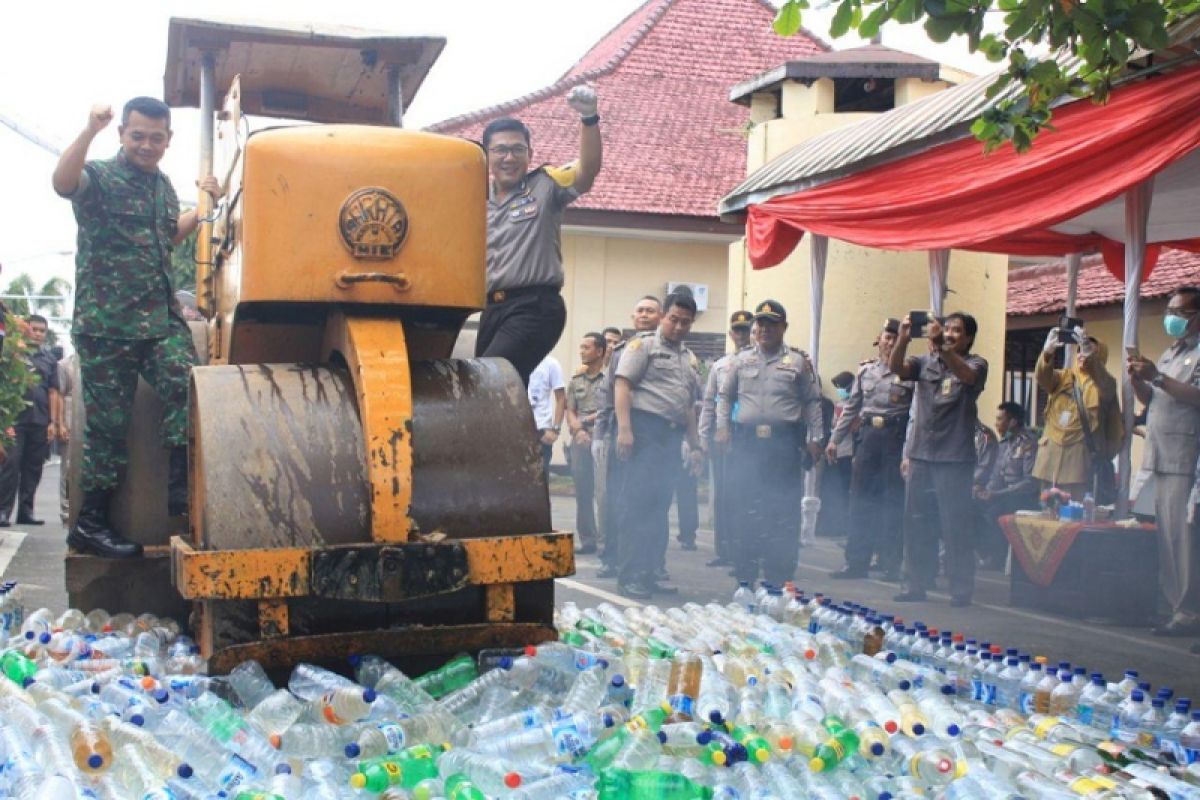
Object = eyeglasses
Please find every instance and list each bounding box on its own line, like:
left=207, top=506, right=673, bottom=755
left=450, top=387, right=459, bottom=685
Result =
left=488, top=145, right=529, bottom=158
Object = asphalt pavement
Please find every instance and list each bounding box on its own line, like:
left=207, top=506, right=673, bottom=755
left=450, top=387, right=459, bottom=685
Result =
left=3, top=466, right=1197, bottom=700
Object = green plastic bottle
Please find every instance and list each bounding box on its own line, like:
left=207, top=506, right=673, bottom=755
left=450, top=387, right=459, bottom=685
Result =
left=445, top=773, right=488, bottom=800
left=596, top=768, right=714, bottom=800
left=413, top=654, right=478, bottom=699
left=1, top=650, right=37, bottom=686
left=351, top=744, right=444, bottom=792
left=584, top=704, right=671, bottom=772
left=809, top=715, right=861, bottom=772
left=729, top=725, right=772, bottom=764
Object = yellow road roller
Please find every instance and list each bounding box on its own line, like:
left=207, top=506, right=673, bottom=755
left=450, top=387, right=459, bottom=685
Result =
left=69, top=17, right=574, bottom=676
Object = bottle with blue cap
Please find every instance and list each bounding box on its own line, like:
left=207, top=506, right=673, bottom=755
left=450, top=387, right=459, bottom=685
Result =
left=100, top=715, right=194, bottom=782
left=995, top=657, right=1024, bottom=711
left=1117, top=689, right=1149, bottom=744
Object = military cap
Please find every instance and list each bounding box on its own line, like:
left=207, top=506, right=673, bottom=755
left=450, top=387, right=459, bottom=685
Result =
left=883, top=317, right=900, bottom=334
left=729, top=310, right=753, bottom=328
left=753, top=299, right=787, bottom=323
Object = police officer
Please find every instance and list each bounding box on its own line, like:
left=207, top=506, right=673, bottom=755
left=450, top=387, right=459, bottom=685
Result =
left=828, top=318, right=912, bottom=581
left=565, top=332, right=607, bottom=554
left=612, top=292, right=702, bottom=598
left=52, top=98, right=219, bottom=558
left=716, top=300, right=824, bottom=586
left=698, top=310, right=753, bottom=568
left=974, top=401, right=1039, bottom=569
left=974, top=420, right=999, bottom=495
left=477, top=87, right=603, bottom=386
left=1129, top=286, right=1200, bottom=636
left=889, top=311, right=988, bottom=607
left=594, top=296, right=662, bottom=578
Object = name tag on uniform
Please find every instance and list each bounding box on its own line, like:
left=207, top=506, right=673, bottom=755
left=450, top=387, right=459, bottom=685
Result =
left=756, top=425, right=773, bottom=439
left=509, top=196, right=539, bottom=222
left=1059, top=410, right=1072, bottom=427
left=941, top=377, right=953, bottom=396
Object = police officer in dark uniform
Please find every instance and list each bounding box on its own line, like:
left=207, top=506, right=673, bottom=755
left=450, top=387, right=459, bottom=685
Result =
left=477, top=87, right=602, bottom=386
left=828, top=318, right=912, bottom=581
left=613, top=292, right=702, bottom=598
left=594, top=296, right=662, bottom=579
left=974, top=420, right=999, bottom=495
left=974, top=401, right=1039, bottom=568
left=716, top=300, right=824, bottom=586
left=698, top=311, right=753, bottom=567
left=890, top=311, right=988, bottom=607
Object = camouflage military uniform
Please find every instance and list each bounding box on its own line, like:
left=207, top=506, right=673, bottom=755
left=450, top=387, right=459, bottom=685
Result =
left=68, top=151, right=196, bottom=492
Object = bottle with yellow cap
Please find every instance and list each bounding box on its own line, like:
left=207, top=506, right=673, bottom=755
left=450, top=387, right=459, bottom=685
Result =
left=349, top=743, right=444, bottom=793
left=808, top=715, right=860, bottom=772
left=728, top=724, right=771, bottom=765
left=583, top=704, right=670, bottom=772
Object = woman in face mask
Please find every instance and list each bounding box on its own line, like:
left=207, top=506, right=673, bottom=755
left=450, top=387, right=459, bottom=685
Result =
left=1032, top=327, right=1123, bottom=502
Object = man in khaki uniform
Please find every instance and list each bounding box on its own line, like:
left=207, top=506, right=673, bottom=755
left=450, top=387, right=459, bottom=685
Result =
left=566, top=332, right=606, bottom=554
left=1129, top=287, right=1200, bottom=637
left=716, top=300, right=824, bottom=586
left=613, top=292, right=702, bottom=598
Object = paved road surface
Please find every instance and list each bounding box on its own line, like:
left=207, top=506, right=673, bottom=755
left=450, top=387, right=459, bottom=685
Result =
left=4, top=468, right=1196, bottom=700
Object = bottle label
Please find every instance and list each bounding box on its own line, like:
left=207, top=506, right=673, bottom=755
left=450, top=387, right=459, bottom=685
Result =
left=522, top=708, right=548, bottom=728
left=983, top=682, right=998, bottom=706
left=376, top=722, right=405, bottom=752
left=1183, top=745, right=1199, bottom=764
left=971, top=678, right=983, bottom=703
left=668, top=694, right=696, bottom=719
left=1050, top=743, right=1078, bottom=758
left=1033, top=716, right=1061, bottom=739
left=216, top=754, right=257, bottom=794
left=551, top=718, right=586, bottom=759
left=1076, top=703, right=1093, bottom=725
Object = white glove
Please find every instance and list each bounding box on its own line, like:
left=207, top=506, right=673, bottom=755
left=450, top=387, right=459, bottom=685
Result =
left=1043, top=327, right=1061, bottom=354
left=566, top=85, right=598, bottom=118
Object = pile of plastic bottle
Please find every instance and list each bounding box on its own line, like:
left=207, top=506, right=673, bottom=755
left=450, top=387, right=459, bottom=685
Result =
left=2, top=576, right=1200, bottom=799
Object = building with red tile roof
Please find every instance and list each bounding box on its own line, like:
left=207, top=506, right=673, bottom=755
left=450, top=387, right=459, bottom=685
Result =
left=1008, top=249, right=1200, bottom=317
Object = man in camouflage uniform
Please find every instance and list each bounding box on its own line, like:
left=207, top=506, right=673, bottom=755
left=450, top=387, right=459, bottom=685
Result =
left=53, top=97, right=220, bottom=558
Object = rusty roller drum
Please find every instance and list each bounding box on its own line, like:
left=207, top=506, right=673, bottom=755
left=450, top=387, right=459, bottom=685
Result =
left=189, top=357, right=550, bottom=650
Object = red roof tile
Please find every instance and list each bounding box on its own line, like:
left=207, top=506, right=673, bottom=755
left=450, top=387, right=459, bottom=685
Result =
left=1007, top=248, right=1200, bottom=316
left=427, top=0, right=828, bottom=218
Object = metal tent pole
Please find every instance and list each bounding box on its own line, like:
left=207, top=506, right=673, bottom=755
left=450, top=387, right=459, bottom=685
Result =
left=1117, top=180, right=1154, bottom=518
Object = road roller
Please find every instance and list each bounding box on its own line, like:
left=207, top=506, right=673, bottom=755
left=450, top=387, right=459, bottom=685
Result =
left=68, top=17, right=574, bottom=676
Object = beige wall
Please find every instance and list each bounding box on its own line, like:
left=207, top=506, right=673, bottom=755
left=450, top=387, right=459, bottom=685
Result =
left=553, top=230, right=734, bottom=373
left=731, top=77, right=1008, bottom=414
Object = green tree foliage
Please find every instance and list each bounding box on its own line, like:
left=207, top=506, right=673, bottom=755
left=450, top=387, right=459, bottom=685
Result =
left=0, top=313, right=40, bottom=445
left=774, top=0, right=1199, bottom=151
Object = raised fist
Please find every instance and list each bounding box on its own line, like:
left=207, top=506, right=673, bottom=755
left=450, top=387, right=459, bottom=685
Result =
left=566, top=85, right=598, bottom=118
left=88, top=104, right=114, bottom=134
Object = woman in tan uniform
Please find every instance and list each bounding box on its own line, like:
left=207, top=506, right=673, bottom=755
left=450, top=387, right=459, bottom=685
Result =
left=1033, top=328, right=1121, bottom=499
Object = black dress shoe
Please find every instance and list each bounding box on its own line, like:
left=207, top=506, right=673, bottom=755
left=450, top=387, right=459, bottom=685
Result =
left=67, top=489, right=142, bottom=559
left=1152, top=617, right=1200, bottom=637
left=830, top=568, right=868, bottom=580
left=576, top=544, right=598, bottom=555
left=596, top=564, right=619, bottom=579
left=648, top=581, right=679, bottom=596
left=706, top=557, right=730, bottom=567
left=949, top=596, right=972, bottom=608
left=893, top=590, right=928, bottom=602
left=655, top=568, right=670, bottom=582
left=680, top=541, right=698, bottom=551
left=15, top=516, right=44, bottom=526
left=879, top=570, right=902, bottom=583
left=618, top=582, right=652, bottom=600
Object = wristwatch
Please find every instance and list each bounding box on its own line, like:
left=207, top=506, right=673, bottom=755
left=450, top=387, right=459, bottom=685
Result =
left=1151, top=374, right=1166, bottom=388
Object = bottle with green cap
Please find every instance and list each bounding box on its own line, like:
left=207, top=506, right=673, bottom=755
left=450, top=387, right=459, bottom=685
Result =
left=413, top=654, right=478, bottom=699
left=595, top=768, right=714, bottom=800
left=809, top=715, right=861, bottom=772
left=445, top=773, right=488, bottom=800
left=1, top=649, right=37, bottom=686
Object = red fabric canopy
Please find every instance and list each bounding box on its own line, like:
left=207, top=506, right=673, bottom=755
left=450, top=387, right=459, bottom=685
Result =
left=746, top=63, right=1200, bottom=273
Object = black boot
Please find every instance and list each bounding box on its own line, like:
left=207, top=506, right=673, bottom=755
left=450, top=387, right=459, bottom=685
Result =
left=67, top=490, right=142, bottom=558
left=168, top=447, right=189, bottom=518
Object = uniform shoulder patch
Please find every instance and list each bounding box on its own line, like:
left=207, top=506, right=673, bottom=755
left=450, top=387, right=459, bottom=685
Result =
left=544, top=162, right=578, bottom=188
left=627, top=338, right=643, bottom=352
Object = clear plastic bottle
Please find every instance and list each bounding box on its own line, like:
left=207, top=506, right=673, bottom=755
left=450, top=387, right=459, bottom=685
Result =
left=436, top=748, right=529, bottom=794
left=36, top=695, right=112, bottom=773
left=100, top=715, right=193, bottom=780
left=1116, top=689, right=1148, bottom=744
left=983, top=652, right=1004, bottom=707
left=732, top=582, right=755, bottom=614
left=561, top=665, right=611, bottom=715
left=1074, top=673, right=1106, bottom=728
left=1034, top=665, right=1059, bottom=715
left=438, top=656, right=540, bottom=717
left=1137, top=697, right=1167, bottom=750
left=152, top=709, right=264, bottom=796
left=1116, top=670, right=1140, bottom=698
left=1049, top=668, right=1081, bottom=717
left=227, top=660, right=275, bottom=710
left=186, top=691, right=280, bottom=770
left=354, top=655, right=438, bottom=713
left=1159, top=699, right=1193, bottom=764
left=505, top=770, right=595, bottom=800
left=245, top=688, right=305, bottom=745
left=1178, top=710, right=1200, bottom=765
left=277, top=720, right=358, bottom=759
left=633, top=657, right=672, bottom=715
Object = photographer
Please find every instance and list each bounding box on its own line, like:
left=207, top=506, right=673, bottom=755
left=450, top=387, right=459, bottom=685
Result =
left=1034, top=325, right=1120, bottom=500
left=889, top=311, right=988, bottom=607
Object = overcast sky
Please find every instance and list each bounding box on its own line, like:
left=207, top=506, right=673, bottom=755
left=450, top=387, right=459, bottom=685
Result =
left=0, top=1, right=996, bottom=299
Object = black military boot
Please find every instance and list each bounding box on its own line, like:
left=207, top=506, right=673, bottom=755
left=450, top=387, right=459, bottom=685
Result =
left=67, top=490, right=143, bottom=558
left=168, top=446, right=189, bottom=518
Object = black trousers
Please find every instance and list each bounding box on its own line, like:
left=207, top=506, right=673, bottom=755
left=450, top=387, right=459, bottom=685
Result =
left=903, top=459, right=976, bottom=600
left=475, top=288, right=566, bottom=386
left=975, top=490, right=1038, bottom=563
left=711, top=450, right=732, bottom=560
left=727, top=425, right=804, bottom=585
left=819, top=456, right=852, bottom=538
left=0, top=424, right=50, bottom=522
left=673, top=463, right=699, bottom=546
left=843, top=424, right=907, bottom=573
left=601, top=435, right=626, bottom=568
left=618, top=410, right=683, bottom=585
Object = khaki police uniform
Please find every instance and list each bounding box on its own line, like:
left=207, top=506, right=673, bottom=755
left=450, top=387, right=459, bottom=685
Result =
left=974, top=426, right=1038, bottom=564
left=831, top=359, right=913, bottom=575
left=566, top=367, right=605, bottom=550
left=595, top=341, right=627, bottom=570
left=476, top=166, right=579, bottom=385
left=699, top=352, right=740, bottom=561
left=614, top=331, right=699, bottom=589
left=1146, top=332, right=1200, bottom=621
left=717, top=344, right=823, bottom=584
left=901, top=350, right=989, bottom=602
